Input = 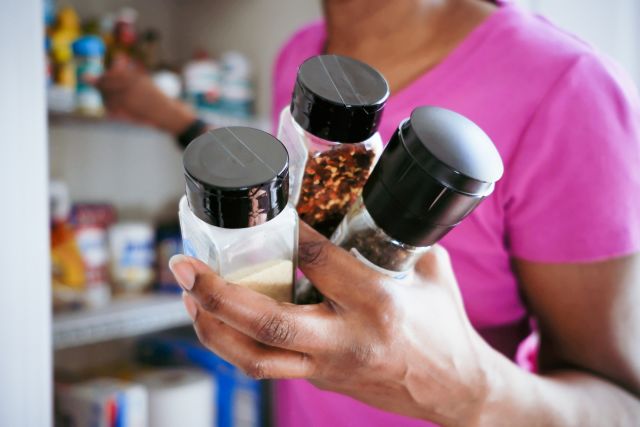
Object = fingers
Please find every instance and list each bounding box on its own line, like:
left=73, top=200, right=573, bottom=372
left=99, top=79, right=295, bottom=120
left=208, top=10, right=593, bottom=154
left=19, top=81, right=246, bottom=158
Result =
left=184, top=293, right=316, bottom=379
left=170, top=255, right=337, bottom=353
left=297, top=222, right=388, bottom=307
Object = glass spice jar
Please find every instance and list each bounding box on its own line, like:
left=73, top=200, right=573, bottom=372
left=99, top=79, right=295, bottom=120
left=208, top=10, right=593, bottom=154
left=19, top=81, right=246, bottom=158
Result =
left=298, top=106, right=504, bottom=302
left=277, top=54, right=389, bottom=237
left=178, top=127, right=298, bottom=302
left=337, top=106, right=504, bottom=276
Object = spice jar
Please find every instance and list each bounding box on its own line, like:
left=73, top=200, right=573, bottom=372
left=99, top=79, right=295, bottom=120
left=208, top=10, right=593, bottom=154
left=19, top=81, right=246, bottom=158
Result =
left=296, top=106, right=504, bottom=303
left=178, top=127, right=298, bottom=302
left=277, top=55, right=389, bottom=237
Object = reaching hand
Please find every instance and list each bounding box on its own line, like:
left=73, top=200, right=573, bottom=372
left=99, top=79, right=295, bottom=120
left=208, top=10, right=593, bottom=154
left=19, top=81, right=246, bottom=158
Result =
left=96, top=56, right=196, bottom=135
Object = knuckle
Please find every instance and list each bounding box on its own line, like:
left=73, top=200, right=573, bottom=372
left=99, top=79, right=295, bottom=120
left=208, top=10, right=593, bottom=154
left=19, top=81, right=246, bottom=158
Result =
left=431, top=244, right=450, bottom=263
left=346, top=342, right=376, bottom=366
left=193, top=321, right=214, bottom=350
left=199, top=291, right=226, bottom=313
left=298, top=240, right=329, bottom=267
left=371, top=288, right=394, bottom=312
left=244, top=360, right=269, bottom=380
left=252, top=312, right=297, bottom=346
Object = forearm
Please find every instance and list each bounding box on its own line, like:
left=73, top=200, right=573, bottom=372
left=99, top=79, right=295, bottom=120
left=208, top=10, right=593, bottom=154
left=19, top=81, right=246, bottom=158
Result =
left=477, top=348, right=640, bottom=426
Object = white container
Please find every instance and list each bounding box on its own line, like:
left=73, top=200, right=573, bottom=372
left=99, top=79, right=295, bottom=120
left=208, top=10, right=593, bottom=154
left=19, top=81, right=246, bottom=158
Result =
left=277, top=54, right=388, bottom=238
left=179, top=127, right=297, bottom=302
left=108, top=222, right=155, bottom=293
left=134, top=368, right=215, bottom=427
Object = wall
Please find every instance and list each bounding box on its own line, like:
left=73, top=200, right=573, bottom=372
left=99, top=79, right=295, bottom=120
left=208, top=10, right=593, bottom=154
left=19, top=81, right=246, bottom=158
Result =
left=0, top=0, right=52, bottom=426
left=50, top=121, right=184, bottom=220
left=523, top=0, right=640, bottom=85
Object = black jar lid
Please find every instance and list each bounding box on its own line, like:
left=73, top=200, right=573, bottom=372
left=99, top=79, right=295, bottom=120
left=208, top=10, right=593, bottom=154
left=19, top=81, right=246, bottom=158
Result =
left=183, top=127, right=290, bottom=229
left=362, top=106, right=504, bottom=247
left=290, top=55, right=389, bottom=143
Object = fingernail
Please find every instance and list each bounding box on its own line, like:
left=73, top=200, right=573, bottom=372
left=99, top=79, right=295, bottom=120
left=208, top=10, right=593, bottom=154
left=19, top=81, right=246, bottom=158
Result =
left=182, top=291, right=198, bottom=321
left=169, top=254, right=195, bottom=290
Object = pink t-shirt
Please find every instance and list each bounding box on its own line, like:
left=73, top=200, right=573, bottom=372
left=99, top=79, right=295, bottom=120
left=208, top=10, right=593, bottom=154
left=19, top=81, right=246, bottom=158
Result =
left=271, top=2, right=640, bottom=426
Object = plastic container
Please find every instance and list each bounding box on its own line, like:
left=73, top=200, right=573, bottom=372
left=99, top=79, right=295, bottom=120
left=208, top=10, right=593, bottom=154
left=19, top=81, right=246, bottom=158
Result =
left=72, top=35, right=105, bottom=116
left=298, top=107, right=504, bottom=303
left=277, top=55, right=389, bottom=237
left=108, top=222, right=156, bottom=293
left=219, top=51, right=254, bottom=118
left=179, top=127, right=297, bottom=302
left=183, top=55, right=222, bottom=111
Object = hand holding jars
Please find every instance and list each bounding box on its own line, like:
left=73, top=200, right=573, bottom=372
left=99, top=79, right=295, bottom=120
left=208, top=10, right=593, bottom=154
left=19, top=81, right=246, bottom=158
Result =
left=169, top=223, right=506, bottom=427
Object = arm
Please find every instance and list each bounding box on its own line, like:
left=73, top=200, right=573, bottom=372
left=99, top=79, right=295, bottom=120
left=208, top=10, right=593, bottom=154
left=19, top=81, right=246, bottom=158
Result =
left=96, top=59, right=201, bottom=137
left=478, top=256, right=640, bottom=426
left=169, top=224, right=640, bottom=426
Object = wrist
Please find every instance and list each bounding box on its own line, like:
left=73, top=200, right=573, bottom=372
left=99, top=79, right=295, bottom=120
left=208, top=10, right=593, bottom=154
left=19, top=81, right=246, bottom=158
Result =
left=454, top=336, right=501, bottom=427
left=467, top=337, right=535, bottom=427
left=158, top=100, right=198, bottom=136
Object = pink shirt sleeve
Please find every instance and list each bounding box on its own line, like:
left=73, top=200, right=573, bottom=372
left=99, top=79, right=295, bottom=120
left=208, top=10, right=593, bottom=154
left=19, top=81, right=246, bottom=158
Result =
left=504, top=54, right=640, bottom=262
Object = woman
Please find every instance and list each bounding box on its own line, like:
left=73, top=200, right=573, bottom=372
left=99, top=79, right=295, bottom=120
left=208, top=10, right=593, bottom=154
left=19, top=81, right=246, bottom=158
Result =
left=101, top=0, right=640, bottom=425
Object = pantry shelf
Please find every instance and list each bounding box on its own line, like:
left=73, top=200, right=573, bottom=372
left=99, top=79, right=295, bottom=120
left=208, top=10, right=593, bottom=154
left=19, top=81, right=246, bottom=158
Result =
left=53, top=294, right=191, bottom=350
left=48, top=110, right=270, bottom=131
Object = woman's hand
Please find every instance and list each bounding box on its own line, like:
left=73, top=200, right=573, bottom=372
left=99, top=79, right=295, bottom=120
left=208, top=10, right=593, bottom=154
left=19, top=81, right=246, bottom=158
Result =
left=169, top=223, right=495, bottom=426
left=96, top=57, right=196, bottom=135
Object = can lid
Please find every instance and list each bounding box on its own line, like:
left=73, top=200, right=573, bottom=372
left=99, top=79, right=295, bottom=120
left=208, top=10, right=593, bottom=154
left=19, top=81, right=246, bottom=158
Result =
left=183, top=127, right=289, bottom=229
left=290, top=55, right=389, bottom=143
left=72, top=35, right=106, bottom=57
left=362, top=106, right=504, bottom=247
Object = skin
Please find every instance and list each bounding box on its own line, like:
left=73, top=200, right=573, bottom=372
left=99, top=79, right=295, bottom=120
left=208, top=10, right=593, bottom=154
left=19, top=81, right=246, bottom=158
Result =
left=96, top=55, right=196, bottom=135
left=99, top=0, right=640, bottom=424
left=170, top=224, right=640, bottom=426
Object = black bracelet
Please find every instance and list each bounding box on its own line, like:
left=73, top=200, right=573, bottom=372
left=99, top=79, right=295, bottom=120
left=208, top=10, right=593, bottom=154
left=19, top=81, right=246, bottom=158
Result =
left=177, top=118, right=208, bottom=149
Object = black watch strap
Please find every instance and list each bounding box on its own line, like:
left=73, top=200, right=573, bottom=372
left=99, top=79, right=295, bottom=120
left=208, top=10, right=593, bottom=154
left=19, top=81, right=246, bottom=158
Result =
left=177, top=118, right=208, bottom=149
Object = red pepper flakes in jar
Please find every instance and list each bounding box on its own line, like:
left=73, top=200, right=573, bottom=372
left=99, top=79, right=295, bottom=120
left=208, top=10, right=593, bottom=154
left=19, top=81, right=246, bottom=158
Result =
left=276, top=54, right=389, bottom=238
left=296, top=144, right=376, bottom=237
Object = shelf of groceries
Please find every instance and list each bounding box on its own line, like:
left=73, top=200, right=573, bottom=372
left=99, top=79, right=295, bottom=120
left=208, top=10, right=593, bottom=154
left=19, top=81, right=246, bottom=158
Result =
left=48, top=109, right=269, bottom=132
left=46, top=4, right=263, bottom=130
left=50, top=188, right=191, bottom=350
left=53, top=293, right=190, bottom=350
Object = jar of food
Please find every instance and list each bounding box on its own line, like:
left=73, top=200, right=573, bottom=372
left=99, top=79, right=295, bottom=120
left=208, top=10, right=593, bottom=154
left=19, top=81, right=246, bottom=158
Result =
left=298, top=107, right=504, bottom=302
left=179, top=127, right=297, bottom=302
left=277, top=55, right=389, bottom=237
left=72, top=35, right=105, bottom=116
left=338, top=105, right=504, bottom=274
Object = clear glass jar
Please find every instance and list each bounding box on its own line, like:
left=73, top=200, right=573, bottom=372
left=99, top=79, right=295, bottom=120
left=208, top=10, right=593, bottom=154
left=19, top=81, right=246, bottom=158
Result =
left=332, top=197, right=429, bottom=280
left=278, top=107, right=383, bottom=237
left=296, top=107, right=503, bottom=303
left=277, top=54, right=389, bottom=237
left=179, top=126, right=298, bottom=302
left=179, top=196, right=297, bottom=302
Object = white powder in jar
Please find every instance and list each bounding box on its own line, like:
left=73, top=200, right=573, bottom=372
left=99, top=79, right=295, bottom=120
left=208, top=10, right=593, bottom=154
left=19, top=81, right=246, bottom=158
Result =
left=225, top=259, right=293, bottom=302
